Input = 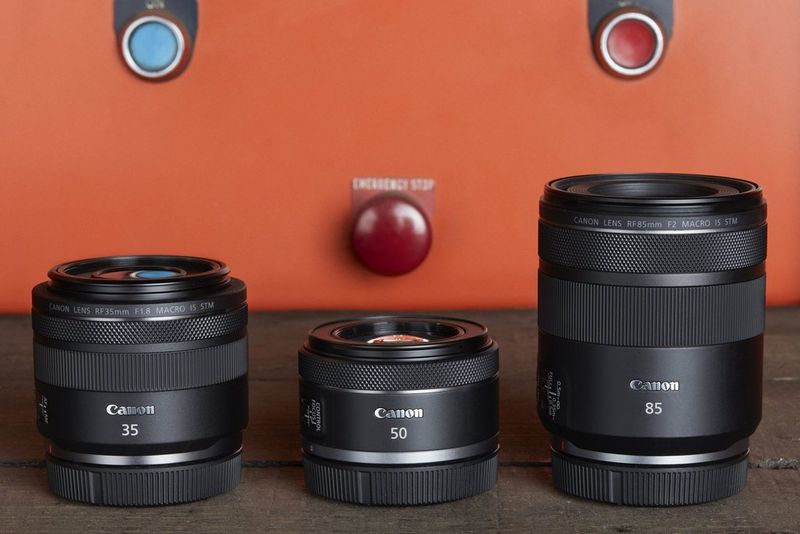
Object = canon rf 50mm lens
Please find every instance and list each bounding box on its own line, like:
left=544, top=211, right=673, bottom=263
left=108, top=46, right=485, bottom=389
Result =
left=299, top=317, right=499, bottom=505
left=537, top=174, right=767, bottom=506
left=32, top=256, right=248, bottom=506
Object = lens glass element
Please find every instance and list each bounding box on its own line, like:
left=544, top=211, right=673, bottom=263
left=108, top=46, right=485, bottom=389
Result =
left=93, top=267, right=185, bottom=280
left=334, top=320, right=462, bottom=344
left=366, top=334, right=430, bottom=344
left=130, top=269, right=181, bottom=279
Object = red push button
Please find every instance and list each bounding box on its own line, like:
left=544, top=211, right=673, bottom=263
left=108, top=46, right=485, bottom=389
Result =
left=594, top=10, right=665, bottom=78
left=351, top=193, right=432, bottom=276
left=607, top=19, right=656, bottom=68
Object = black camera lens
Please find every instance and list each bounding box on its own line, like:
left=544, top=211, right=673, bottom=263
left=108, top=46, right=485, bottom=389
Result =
left=299, top=316, right=499, bottom=505
left=32, top=255, right=248, bottom=506
left=537, top=174, right=767, bottom=506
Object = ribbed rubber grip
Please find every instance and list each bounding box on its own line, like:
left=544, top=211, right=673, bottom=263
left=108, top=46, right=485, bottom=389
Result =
left=46, top=451, right=242, bottom=506
left=539, top=222, right=767, bottom=273
left=34, top=337, right=247, bottom=392
left=538, top=274, right=765, bottom=347
left=299, top=347, right=498, bottom=390
left=32, top=305, right=247, bottom=345
left=304, top=452, right=498, bottom=505
left=551, top=450, right=748, bottom=506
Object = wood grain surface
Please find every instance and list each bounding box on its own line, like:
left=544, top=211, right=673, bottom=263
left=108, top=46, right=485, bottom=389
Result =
left=1, top=310, right=798, bottom=532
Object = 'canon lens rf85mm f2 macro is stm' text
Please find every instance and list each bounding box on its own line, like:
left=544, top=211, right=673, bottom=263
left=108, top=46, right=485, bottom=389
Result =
left=32, top=256, right=249, bottom=506
left=300, top=317, right=499, bottom=505
left=537, top=174, right=767, bottom=506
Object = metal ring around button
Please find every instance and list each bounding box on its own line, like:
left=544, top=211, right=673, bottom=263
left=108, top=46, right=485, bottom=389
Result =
left=121, top=15, right=186, bottom=79
left=599, top=11, right=665, bottom=77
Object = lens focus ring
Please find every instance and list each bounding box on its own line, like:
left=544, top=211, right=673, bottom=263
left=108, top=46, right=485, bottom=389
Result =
left=34, top=337, right=247, bottom=392
left=33, top=305, right=247, bottom=345
left=299, top=348, right=498, bottom=390
left=539, top=222, right=767, bottom=273
left=539, top=274, right=765, bottom=347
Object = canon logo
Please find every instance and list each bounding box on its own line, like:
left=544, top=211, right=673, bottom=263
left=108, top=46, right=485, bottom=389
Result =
left=106, top=404, right=155, bottom=416
left=629, top=380, right=680, bottom=392
left=374, top=408, right=424, bottom=419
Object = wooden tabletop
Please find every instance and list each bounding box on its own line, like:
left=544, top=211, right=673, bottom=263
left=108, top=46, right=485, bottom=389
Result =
left=1, top=310, right=798, bottom=532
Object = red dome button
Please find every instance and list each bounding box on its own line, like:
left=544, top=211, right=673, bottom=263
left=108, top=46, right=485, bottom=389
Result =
left=594, top=10, right=665, bottom=78
left=607, top=19, right=656, bottom=68
left=351, top=194, right=432, bottom=276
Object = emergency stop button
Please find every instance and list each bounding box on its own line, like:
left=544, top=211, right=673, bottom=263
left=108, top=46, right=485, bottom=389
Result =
left=119, top=15, right=191, bottom=80
left=594, top=10, right=666, bottom=78
left=351, top=194, right=432, bottom=276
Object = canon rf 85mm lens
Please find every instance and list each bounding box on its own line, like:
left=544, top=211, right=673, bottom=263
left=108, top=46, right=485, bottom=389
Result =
left=33, top=256, right=248, bottom=506
left=299, top=317, right=499, bottom=505
left=537, top=174, right=766, bottom=506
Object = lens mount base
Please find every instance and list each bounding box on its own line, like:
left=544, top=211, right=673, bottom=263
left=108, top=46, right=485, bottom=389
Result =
left=551, top=448, right=748, bottom=506
left=45, top=450, right=242, bottom=506
left=303, top=450, right=498, bottom=505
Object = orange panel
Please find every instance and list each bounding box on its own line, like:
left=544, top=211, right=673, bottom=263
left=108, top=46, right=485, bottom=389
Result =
left=0, top=0, right=798, bottom=311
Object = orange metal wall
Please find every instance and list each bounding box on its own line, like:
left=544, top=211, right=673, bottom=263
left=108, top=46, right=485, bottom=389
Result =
left=1, top=0, right=798, bottom=311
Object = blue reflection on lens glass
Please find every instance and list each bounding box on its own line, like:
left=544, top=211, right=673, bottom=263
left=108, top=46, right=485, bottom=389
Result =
left=128, top=21, right=179, bottom=72
left=133, top=270, right=179, bottom=279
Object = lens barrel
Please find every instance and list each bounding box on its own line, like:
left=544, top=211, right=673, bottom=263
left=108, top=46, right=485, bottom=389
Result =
left=537, top=174, right=767, bottom=506
left=32, top=256, right=248, bottom=506
left=299, top=317, right=499, bottom=505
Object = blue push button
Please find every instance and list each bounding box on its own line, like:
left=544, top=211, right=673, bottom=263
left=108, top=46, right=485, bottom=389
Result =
left=128, top=20, right=179, bottom=72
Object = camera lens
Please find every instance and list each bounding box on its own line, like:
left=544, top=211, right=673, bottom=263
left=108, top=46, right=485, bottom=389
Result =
left=32, top=255, right=248, bottom=506
left=299, top=316, right=499, bottom=505
left=537, top=174, right=767, bottom=506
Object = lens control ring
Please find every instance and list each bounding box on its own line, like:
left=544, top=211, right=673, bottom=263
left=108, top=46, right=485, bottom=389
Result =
left=539, top=222, right=767, bottom=274
left=33, top=305, right=247, bottom=345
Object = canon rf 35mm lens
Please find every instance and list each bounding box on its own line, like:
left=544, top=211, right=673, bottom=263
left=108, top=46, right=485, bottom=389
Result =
left=537, top=174, right=767, bottom=506
left=32, top=256, right=248, bottom=506
left=299, top=317, right=499, bottom=505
